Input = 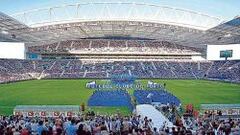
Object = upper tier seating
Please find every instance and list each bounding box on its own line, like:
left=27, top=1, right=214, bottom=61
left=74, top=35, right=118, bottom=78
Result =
left=27, top=40, right=203, bottom=55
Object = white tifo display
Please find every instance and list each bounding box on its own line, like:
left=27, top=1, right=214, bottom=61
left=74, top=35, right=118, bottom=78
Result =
left=207, top=44, right=240, bottom=60
left=136, top=104, right=173, bottom=128
left=0, top=42, right=25, bottom=59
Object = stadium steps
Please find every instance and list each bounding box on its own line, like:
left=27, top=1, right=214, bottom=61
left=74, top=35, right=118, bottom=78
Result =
left=46, top=44, right=50, bottom=50
left=70, top=41, right=74, bottom=49
left=140, top=62, right=145, bottom=70
left=164, top=61, right=178, bottom=78
left=66, top=61, right=71, bottom=67
left=151, top=61, right=157, bottom=70
left=218, top=61, right=238, bottom=71
left=33, top=61, right=36, bottom=70
left=179, top=63, right=197, bottom=79
left=60, top=70, right=65, bottom=77
left=128, top=70, right=132, bottom=76
left=38, top=70, right=46, bottom=79
left=80, top=63, right=83, bottom=70
left=191, top=71, right=198, bottom=79
left=0, top=65, right=8, bottom=72
left=227, top=62, right=240, bottom=80
left=55, top=42, right=61, bottom=50
left=229, top=61, right=240, bottom=68
left=83, top=70, right=87, bottom=77
left=49, top=61, right=56, bottom=70
left=149, top=70, right=154, bottom=77
left=218, top=61, right=228, bottom=70
left=171, top=69, right=178, bottom=78
left=179, top=63, right=186, bottom=70
left=205, top=62, right=214, bottom=76
left=107, top=41, right=110, bottom=50
left=89, top=40, right=92, bottom=49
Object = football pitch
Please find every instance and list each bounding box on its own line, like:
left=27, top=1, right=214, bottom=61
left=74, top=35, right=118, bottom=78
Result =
left=0, top=79, right=240, bottom=115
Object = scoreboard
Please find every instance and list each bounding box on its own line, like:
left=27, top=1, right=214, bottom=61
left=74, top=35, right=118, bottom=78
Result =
left=207, top=44, right=240, bottom=60
left=220, top=50, right=233, bottom=58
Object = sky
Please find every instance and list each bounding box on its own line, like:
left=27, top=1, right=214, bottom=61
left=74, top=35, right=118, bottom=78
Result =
left=0, top=0, right=239, bottom=21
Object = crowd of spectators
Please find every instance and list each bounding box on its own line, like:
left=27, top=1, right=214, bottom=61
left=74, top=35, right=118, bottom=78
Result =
left=0, top=113, right=157, bottom=135
left=181, top=111, right=240, bottom=135
left=27, top=40, right=202, bottom=55
left=0, top=109, right=239, bottom=135
left=0, top=59, right=240, bottom=83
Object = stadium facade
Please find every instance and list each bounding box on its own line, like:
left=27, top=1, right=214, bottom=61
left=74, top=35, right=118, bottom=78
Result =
left=0, top=2, right=240, bottom=83
left=0, top=2, right=240, bottom=134
left=0, top=2, right=239, bottom=46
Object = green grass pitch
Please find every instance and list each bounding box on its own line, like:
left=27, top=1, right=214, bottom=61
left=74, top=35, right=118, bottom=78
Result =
left=0, top=79, right=239, bottom=115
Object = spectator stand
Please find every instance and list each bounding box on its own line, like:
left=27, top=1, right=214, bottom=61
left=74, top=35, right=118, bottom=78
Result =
left=200, top=104, right=240, bottom=119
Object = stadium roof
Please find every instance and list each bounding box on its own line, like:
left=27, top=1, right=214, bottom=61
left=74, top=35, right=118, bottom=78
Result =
left=0, top=2, right=240, bottom=47
left=0, top=12, right=28, bottom=42
left=11, top=2, right=222, bottom=30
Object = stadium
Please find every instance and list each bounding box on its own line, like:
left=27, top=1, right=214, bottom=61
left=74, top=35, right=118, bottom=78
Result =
left=0, top=0, right=240, bottom=134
